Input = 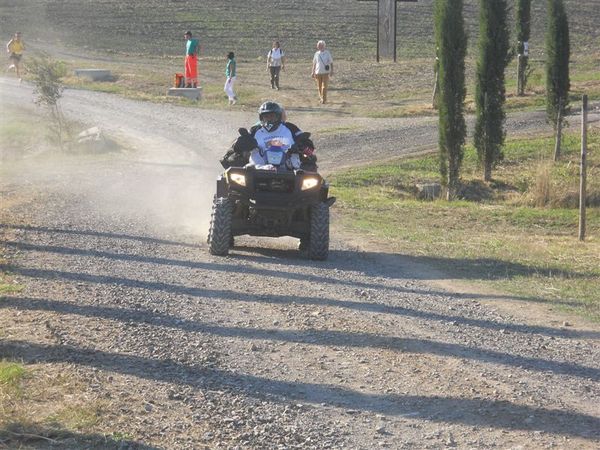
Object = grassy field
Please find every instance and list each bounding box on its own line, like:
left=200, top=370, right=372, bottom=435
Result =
left=2, top=0, right=599, bottom=59
left=3, top=0, right=599, bottom=117
left=330, top=129, right=600, bottom=321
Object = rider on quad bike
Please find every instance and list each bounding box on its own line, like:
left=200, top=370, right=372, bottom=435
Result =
left=220, top=101, right=317, bottom=172
left=209, top=101, right=334, bottom=260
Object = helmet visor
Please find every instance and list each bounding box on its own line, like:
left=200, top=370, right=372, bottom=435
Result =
left=260, top=112, right=280, bottom=131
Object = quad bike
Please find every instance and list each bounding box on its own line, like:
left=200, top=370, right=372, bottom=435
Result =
left=208, top=144, right=335, bottom=260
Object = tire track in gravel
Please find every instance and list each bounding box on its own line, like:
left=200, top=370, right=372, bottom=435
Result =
left=1, top=77, right=599, bottom=448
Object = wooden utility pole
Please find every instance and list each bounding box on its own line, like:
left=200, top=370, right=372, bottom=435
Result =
left=358, top=0, right=418, bottom=61
left=579, top=95, right=588, bottom=241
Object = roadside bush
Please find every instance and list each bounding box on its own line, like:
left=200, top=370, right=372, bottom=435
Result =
left=26, top=54, right=71, bottom=150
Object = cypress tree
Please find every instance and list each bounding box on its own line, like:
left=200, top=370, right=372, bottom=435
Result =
left=545, top=0, right=570, bottom=129
left=434, top=0, right=467, bottom=199
left=516, top=0, right=531, bottom=95
left=474, top=0, right=511, bottom=182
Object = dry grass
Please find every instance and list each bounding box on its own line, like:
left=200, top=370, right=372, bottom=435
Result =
left=533, top=162, right=552, bottom=207
left=331, top=129, right=600, bottom=320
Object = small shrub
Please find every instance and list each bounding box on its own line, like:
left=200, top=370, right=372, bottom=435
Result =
left=26, top=54, right=71, bottom=150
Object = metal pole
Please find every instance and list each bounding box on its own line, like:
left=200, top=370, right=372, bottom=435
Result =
left=579, top=95, right=588, bottom=241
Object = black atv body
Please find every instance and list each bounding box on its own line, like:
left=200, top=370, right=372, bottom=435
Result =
left=208, top=166, right=335, bottom=260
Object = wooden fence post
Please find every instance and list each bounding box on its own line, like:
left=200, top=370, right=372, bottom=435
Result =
left=579, top=95, right=588, bottom=241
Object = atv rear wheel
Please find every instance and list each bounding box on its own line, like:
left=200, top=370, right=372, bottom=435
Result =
left=208, top=196, right=233, bottom=256
left=308, top=202, right=329, bottom=260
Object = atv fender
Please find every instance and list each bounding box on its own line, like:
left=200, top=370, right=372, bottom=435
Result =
left=216, top=175, right=228, bottom=197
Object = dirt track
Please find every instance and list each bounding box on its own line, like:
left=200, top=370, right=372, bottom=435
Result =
left=1, top=77, right=599, bottom=449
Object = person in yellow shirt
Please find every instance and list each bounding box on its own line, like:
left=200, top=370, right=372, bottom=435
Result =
left=6, top=32, right=25, bottom=81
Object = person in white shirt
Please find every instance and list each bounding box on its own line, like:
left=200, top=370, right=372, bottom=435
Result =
left=221, top=102, right=317, bottom=171
left=267, top=41, right=285, bottom=90
left=311, top=40, right=333, bottom=104
left=248, top=102, right=301, bottom=170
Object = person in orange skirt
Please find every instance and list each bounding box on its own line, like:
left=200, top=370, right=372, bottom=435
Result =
left=184, top=31, right=200, bottom=88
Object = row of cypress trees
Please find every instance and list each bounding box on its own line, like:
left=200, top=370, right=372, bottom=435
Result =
left=435, top=0, right=571, bottom=199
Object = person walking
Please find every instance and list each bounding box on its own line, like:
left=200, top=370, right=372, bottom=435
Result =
left=267, top=41, right=285, bottom=90
left=224, top=51, right=237, bottom=105
left=311, top=40, right=333, bottom=104
left=6, top=32, right=25, bottom=81
left=184, top=30, right=200, bottom=88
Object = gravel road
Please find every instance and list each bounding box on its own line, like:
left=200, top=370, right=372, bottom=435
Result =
left=1, top=77, right=599, bottom=449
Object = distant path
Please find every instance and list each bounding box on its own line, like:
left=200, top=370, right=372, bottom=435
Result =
left=2, top=77, right=597, bottom=174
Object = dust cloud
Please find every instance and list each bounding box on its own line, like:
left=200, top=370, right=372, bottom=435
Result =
left=1, top=104, right=223, bottom=243
left=80, top=157, right=220, bottom=241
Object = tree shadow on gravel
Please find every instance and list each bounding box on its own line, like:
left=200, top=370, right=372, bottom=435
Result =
left=2, top=224, right=592, bottom=315
left=3, top=222, right=592, bottom=285
left=2, top=296, right=599, bottom=379
left=1, top=340, right=598, bottom=441
left=5, top=239, right=578, bottom=312
left=0, top=422, right=157, bottom=450
left=237, top=245, right=597, bottom=282
left=0, top=224, right=200, bottom=249
left=1, top=258, right=596, bottom=341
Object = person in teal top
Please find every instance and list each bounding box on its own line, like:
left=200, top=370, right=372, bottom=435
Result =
left=184, top=31, right=200, bottom=87
left=224, top=51, right=237, bottom=105
left=186, top=36, right=199, bottom=56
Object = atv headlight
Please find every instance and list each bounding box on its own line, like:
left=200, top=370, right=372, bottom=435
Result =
left=301, top=176, right=320, bottom=191
left=230, top=172, right=246, bottom=187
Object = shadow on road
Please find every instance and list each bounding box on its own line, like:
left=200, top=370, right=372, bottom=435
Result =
left=1, top=232, right=596, bottom=339
left=1, top=339, right=598, bottom=440
left=0, top=224, right=200, bottom=249
left=0, top=421, right=157, bottom=449
left=1, top=255, right=597, bottom=343
left=2, top=296, right=599, bottom=381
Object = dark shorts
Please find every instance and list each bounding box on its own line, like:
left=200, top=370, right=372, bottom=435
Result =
left=9, top=53, right=22, bottom=63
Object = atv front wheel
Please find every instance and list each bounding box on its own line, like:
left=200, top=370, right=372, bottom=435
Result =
left=308, top=202, right=329, bottom=260
left=208, top=196, right=233, bottom=256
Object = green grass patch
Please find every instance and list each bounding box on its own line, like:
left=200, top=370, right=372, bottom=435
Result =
left=0, top=362, right=26, bottom=387
left=0, top=363, right=114, bottom=447
left=46, top=405, right=101, bottom=430
left=330, top=129, right=600, bottom=321
left=0, top=282, right=23, bottom=295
